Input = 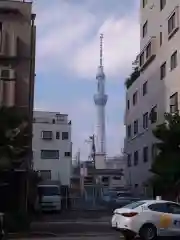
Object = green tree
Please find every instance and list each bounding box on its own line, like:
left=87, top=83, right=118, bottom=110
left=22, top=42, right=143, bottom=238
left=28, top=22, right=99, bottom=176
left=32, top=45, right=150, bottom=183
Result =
left=150, top=112, right=180, bottom=194
left=0, top=106, right=31, bottom=170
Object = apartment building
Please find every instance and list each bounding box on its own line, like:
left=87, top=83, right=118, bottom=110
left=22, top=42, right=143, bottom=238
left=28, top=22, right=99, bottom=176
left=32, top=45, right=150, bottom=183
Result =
left=0, top=0, right=36, bottom=114
left=32, top=111, right=72, bottom=187
left=124, top=0, right=180, bottom=194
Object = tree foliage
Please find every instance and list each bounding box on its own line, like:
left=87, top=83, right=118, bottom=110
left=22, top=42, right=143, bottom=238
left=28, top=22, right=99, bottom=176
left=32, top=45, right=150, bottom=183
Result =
left=0, top=106, right=31, bottom=169
left=150, top=112, right=180, bottom=193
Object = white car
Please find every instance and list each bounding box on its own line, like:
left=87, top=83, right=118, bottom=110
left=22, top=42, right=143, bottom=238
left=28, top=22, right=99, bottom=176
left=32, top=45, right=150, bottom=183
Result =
left=111, top=199, right=180, bottom=240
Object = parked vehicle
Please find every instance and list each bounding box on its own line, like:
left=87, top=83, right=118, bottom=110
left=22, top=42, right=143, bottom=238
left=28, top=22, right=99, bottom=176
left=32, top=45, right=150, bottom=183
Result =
left=112, top=199, right=180, bottom=240
left=115, top=191, right=141, bottom=208
left=36, top=180, right=61, bottom=212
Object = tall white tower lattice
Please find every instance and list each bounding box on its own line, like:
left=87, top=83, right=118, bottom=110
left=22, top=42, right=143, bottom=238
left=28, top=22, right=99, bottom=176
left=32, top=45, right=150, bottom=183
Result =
left=93, top=34, right=108, bottom=154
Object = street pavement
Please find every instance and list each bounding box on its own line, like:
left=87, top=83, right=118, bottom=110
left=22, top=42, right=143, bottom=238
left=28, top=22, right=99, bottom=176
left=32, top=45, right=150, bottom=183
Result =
left=30, top=220, right=112, bottom=235
left=20, top=234, right=123, bottom=240
left=8, top=211, right=121, bottom=239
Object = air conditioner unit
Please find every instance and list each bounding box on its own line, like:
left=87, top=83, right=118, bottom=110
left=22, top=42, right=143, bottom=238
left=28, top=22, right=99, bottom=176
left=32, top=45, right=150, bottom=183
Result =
left=0, top=68, right=16, bottom=80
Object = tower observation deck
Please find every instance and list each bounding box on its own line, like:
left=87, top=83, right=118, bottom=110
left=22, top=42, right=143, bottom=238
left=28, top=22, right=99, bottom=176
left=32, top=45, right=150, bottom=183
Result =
left=93, top=34, right=108, bottom=154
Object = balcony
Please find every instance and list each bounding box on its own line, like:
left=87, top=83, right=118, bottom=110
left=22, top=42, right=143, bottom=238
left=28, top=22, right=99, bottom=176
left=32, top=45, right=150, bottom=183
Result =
left=139, top=37, right=156, bottom=71
left=125, top=67, right=140, bottom=89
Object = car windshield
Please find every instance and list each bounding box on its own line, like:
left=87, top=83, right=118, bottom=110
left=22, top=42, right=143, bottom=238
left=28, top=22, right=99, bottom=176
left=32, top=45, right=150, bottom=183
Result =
left=38, top=186, right=60, bottom=196
left=123, top=201, right=145, bottom=209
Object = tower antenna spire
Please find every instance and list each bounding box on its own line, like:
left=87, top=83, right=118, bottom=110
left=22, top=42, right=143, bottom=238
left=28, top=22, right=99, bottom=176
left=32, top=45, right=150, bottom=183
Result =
left=100, top=33, right=103, bottom=67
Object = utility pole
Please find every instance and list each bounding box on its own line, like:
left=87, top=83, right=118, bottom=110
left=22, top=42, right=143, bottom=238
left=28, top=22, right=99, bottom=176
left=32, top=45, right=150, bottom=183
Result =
left=89, top=134, right=96, bottom=208
left=89, top=134, right=96, bottom=168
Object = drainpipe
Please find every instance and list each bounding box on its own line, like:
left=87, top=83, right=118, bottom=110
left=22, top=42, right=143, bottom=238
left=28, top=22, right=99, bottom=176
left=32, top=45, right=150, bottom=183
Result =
left=25, top=13, right=36, bottom=213
left=28, top=13, right=36, bottom=169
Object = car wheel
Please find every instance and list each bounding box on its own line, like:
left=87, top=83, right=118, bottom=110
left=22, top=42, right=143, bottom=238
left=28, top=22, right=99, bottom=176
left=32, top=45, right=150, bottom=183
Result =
left=139, top=224, right=157, bottom=240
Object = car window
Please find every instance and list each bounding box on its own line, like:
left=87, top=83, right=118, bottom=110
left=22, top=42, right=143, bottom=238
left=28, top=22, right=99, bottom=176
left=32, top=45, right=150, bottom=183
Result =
left=167, top=203, right=180, bottom=214
left=123, top=201, right=145, bottom=209
left=148, top=203, right=169, bottom=213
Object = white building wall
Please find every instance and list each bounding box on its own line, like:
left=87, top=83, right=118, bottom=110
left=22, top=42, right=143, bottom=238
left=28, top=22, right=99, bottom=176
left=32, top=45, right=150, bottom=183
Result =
left=106, top=156, right=127, bottom=187
left=32, top=111, right=72, bottom=186
left=124, top=0, right=180, bottom=193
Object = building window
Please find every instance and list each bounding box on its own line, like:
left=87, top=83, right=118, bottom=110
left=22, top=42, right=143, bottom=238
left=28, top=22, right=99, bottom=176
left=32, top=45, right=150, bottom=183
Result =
left=160, top=0, right=166, bottom=11
left=143, top=21, right=148, bottom=38
left=56, top=131, right=60, bottom=139
left=41, top=150, right=59, bottom=159
left=143, top=112, right=149, bottom=129
left=142, top=0, right=147, bottom=8
left=146, top=42, right=151, bottom=59
left=160, top=32, right=162, bottom=46
left=171, top=50, right=177, bottom=70
left=143, top=81, right=148, bottom=96
left=168, top=11, right=176, bottom=36
left=41, top=131, right=52, bottom=140
left=134, top=151, right=139, bottom=166
left=62, top=132, right=69, bottom=140
left=160, top=61, right=166, bottom=80
left=127, top=125, right=131, bottom=138
left=150, top=106, right=157, bottom=124
left=143, top=146, right=148, bottom=162
left=127, top=154, right=131, bottom=167
left=170, top=92, right=178, bottom=113
left=64, top=152, right=71, bottom=157
left=134, top=120, right=138, bottom=135
left=39, top=170, right=51, bottom=180
left=140, top=52, right=145, bottom=67
left=127, top=100, right=130, bottom=110
left=133, top=91, right=138, bottom=105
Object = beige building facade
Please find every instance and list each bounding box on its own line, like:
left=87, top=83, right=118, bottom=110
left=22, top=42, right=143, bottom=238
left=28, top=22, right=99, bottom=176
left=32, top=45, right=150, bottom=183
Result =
left=124, top=0, right=180, bottom=193
left=0, top=0, right=36, bottom=116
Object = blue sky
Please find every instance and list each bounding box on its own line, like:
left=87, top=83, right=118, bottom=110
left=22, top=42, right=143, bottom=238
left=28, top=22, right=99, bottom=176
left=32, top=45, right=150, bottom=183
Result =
left=33, top=0, right=140, bottom=159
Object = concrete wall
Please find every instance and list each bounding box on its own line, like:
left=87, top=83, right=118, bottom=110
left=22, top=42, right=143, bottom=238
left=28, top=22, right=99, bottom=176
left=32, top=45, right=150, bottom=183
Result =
left=0, top=0, right=35, bottom=112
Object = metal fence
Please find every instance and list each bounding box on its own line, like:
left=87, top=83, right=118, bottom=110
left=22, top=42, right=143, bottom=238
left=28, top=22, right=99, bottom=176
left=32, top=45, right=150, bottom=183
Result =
left=69, top=185, right=107, bottom=210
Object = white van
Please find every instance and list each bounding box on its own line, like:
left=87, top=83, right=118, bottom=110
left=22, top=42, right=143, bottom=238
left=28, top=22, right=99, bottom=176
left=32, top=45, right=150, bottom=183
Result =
left=37, top=182, right=61, bottom=212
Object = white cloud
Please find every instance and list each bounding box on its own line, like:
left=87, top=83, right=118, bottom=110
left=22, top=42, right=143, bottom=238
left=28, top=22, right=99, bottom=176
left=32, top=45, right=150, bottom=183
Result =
left=73, top=15, right=140, bottom=79
left=35, top=1, right=139, bottom=80
left=35, top=1, right=96, bottom=73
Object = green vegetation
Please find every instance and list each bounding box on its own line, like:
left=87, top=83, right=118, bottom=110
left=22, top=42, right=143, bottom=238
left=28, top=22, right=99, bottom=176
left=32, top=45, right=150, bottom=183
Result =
left=125, top=67, right=140, bottom=89
left=150, top=112, right=180, bottom=196
left=0, top=106, right=30, bottom=169
left=0, top=106, right=39, bottom=231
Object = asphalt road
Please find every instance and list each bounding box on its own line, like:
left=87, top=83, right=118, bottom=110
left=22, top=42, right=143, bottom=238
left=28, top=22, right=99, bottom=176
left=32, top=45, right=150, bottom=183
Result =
left=31, top=221, right=113, bottom=235
left=20, top=234, right=123, bottom=240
